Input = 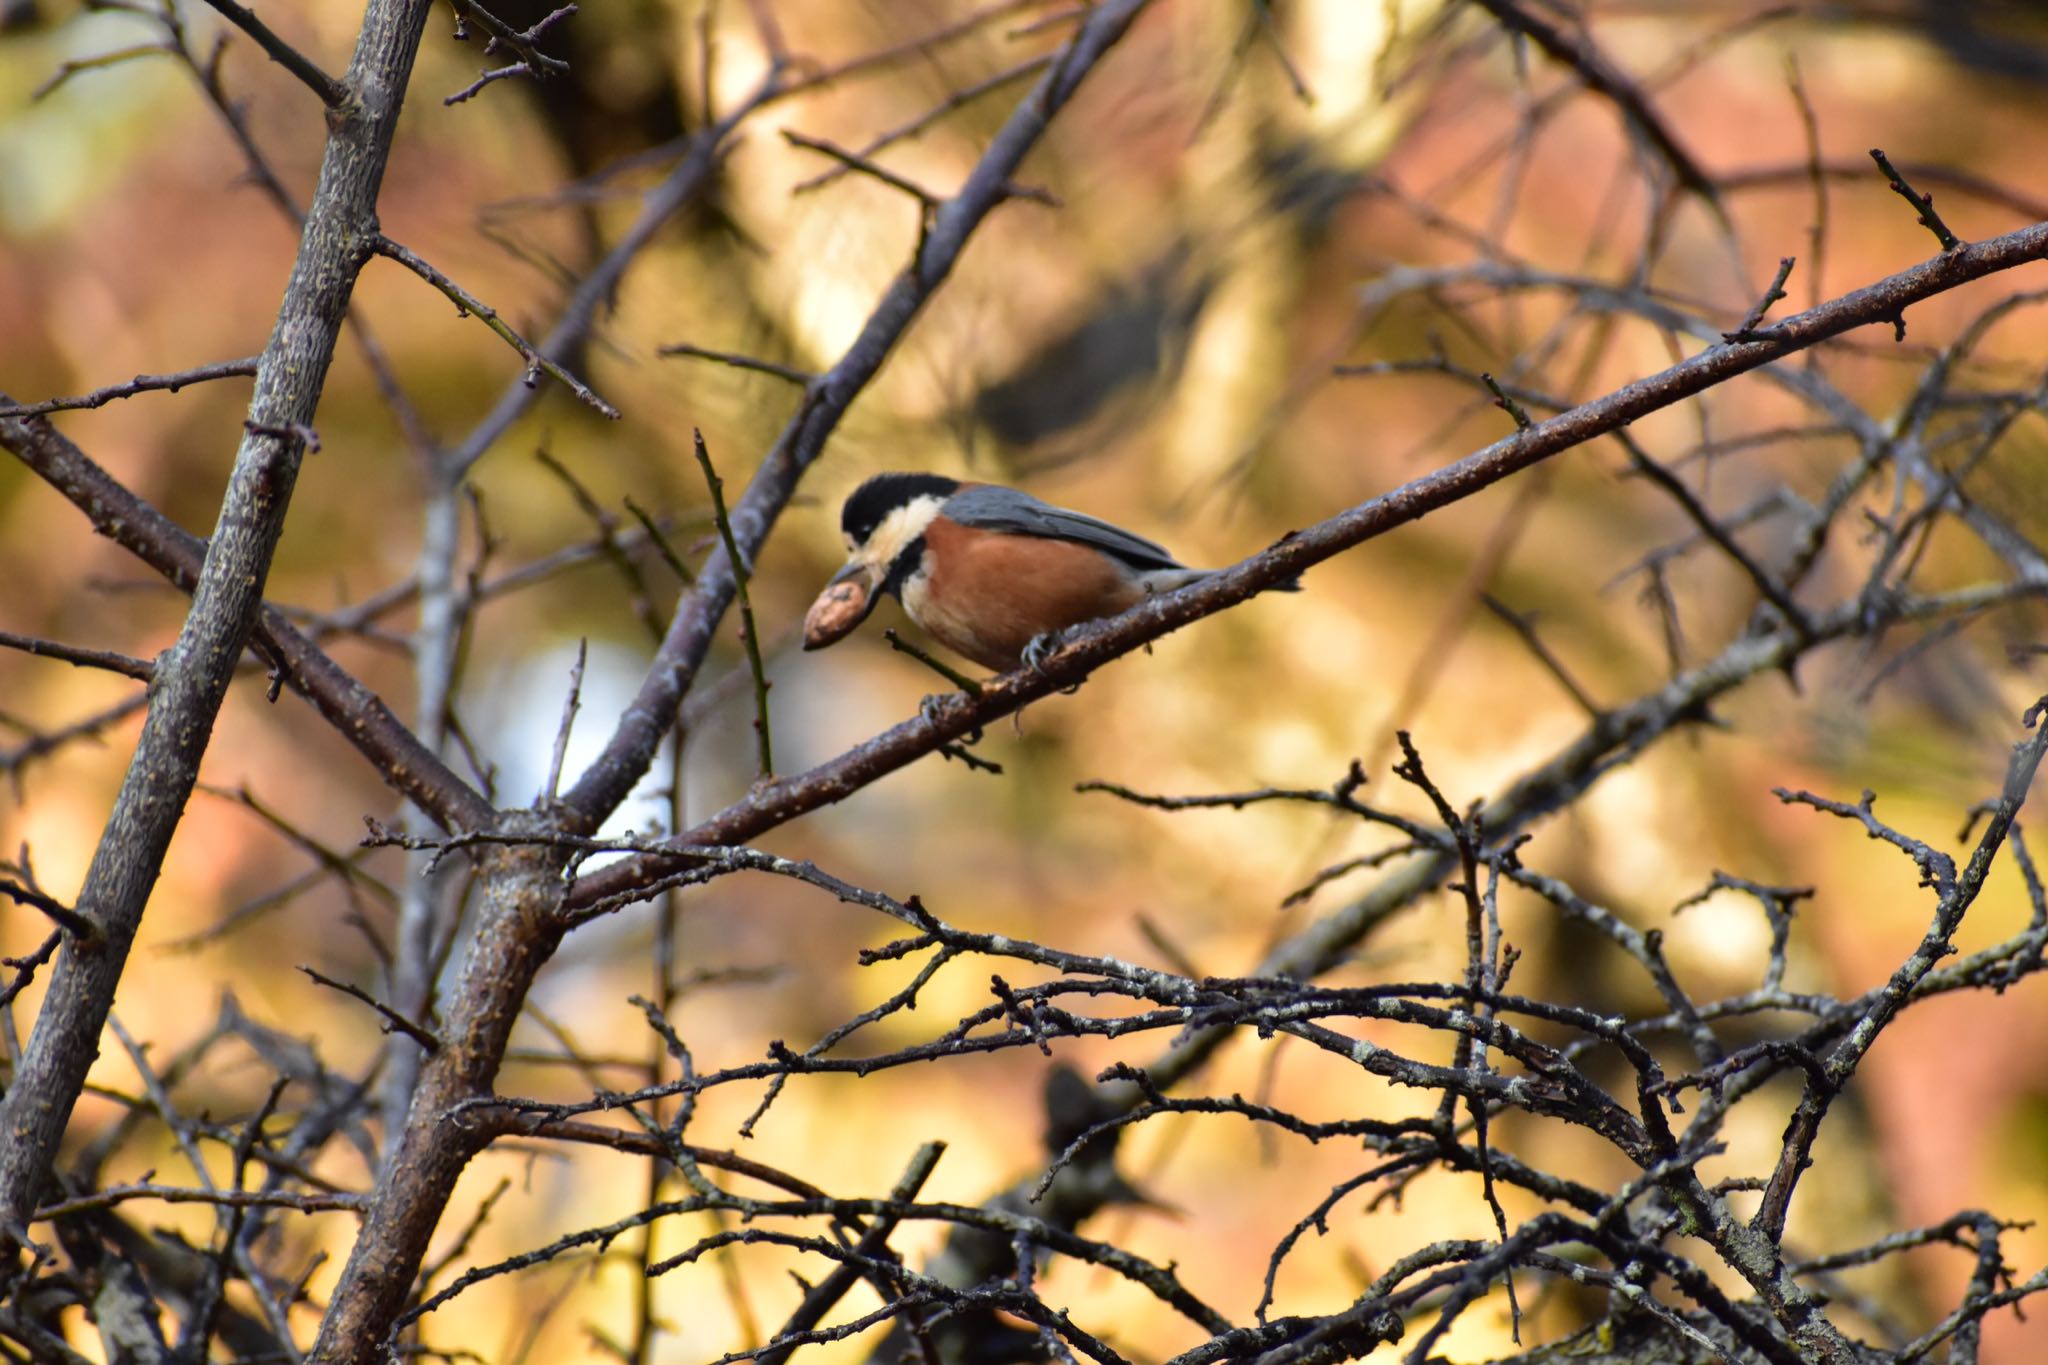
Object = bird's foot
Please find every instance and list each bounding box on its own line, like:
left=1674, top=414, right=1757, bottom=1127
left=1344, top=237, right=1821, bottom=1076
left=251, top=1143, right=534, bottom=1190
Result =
left=1021, top=628, right=1068, bottom=672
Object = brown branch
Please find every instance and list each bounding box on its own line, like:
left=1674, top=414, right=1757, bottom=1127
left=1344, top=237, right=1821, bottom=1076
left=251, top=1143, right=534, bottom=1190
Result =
left=1621, top=440, right=1812, bottom=637
left=884, top=629, right=984, bottom=696
left=791, top=55, right=1051, bottom=195
left=444, top=60, right=529, bottom=105
left=196, top=0, right=346, bottom=105
left=1871, top=147, right=1963, bottom=252
left=1, top=693, right=150, bottom=783
left=563, top=0, right=1157, bottom=825
left=1725, top=255, right=1796, bottom=340
left=656, top=341, right=814, bottom=387
left=159, top=0, right=438, bottom=461
left=1722, top=157, right=2048, bottom=225
left=0, top=0, right=445, bottom=1249
left=300, top=966, right=443, bottom=1052
left=0, top=631, right=154, bottom=682
left=776, top=0, right=1048, bottom=96
left=1755, top=704, right=2048, bottom=1243
left=0, top=358, right=260, bottom=419
left=305, top=11, right=1162, bottom=1360
left=781, top=128, right=940, bottom=208
left=447, top=0, right=572, bottom=77
left=1468, top=0, right=1717, bottom=204
left=34, top=1182, right=367, bottom=1222
left=759, top=1142, right=946, bottom=1365
left=1480, top=370, right=1533, bottom=429
left=0, top=406, right=493, bottom=833
left=567, top=217, right=2048, bottom=911
left=32, top=43, right=172, bottom=101
left=443, top=71, right=781, bottom=476
left=1479, top=594, right=1603, bottom=720
left=370, top=234, right=619, bottom=417
left=0, top=878, right=98, bottom=945
left=693, top=432, right=774, bottom=779
left=440, top=0, right=572, bottom=103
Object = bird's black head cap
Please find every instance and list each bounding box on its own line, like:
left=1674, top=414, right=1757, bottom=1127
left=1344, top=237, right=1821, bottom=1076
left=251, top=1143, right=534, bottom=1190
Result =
left=841, top=472, right=961, bottom=545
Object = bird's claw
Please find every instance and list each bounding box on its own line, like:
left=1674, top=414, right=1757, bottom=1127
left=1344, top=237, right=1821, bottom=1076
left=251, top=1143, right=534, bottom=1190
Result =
left=1022, top=629, right=1066, bottom=671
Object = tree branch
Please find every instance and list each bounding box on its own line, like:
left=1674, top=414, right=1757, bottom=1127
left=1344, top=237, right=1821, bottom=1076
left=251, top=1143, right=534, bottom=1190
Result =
left=567, top=218, right=2048, bottom=910
left=0, top=0, right=442, bottom=1246
left=562, top=0, right=1159, bottom=824
left=197, top=0, right=347, bottom=105
left=0, top=405, right=494, bottom=832
left=0, top=358, right=259, bottom=419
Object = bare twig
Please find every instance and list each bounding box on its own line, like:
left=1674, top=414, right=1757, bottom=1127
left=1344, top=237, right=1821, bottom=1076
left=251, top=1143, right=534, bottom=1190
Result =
left=1871, top=148, right=1963, bottom=252
left=1726, top=255, right=1796, bottom=339
left=543, top=641, right=589, bottom=802
left=197, top=0, right=347, bottom=105
left=0, top=631, right=153, bottom=682
left=0, top=358, right=260, bottom=419
left=301, top=966, right=443, bottom=1052
left=656, top=342, right=815, bottom=387
left=692, top=432, right=773, bottom=780
left=370, top=234, right=620, bottom=418
left=780, top=128, right=941, bottom=208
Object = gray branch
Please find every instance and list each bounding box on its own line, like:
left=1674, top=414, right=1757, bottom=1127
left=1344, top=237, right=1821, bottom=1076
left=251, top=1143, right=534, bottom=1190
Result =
left=0, top=0, right=438, bottom=1249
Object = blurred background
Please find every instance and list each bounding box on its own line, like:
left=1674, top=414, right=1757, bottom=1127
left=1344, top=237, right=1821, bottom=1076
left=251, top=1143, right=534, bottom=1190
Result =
left=5, top=0, right=2048, bottom=1359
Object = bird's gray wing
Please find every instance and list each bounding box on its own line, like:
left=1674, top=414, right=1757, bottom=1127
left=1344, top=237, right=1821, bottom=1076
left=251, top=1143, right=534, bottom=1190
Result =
left=943, top=484, right=1187, bottom=571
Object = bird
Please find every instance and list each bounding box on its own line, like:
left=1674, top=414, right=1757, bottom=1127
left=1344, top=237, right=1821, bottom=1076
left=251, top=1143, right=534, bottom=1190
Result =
left=802, top=472, right=1295, bottom=673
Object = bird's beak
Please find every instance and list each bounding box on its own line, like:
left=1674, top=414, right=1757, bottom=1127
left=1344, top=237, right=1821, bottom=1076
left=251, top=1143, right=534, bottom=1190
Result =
left=802, top=559, right=883, bottom=651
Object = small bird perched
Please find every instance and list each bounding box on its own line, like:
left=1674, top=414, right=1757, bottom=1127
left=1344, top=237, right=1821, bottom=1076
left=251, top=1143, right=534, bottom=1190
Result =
left=802, top=472, right=1294, bottom=673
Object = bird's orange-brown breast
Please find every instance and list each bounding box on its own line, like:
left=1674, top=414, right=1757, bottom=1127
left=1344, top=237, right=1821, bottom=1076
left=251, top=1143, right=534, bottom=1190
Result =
left=906, top=515, right=1145, bottom=671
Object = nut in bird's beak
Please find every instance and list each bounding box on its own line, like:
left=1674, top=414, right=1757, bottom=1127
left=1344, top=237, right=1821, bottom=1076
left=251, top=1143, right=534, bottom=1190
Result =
left=803, top=561, right=881, bottom=651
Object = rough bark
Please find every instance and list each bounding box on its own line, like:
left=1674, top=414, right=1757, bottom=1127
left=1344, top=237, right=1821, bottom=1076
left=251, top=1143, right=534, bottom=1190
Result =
left=308, top=821, right=567, bottom=1362
left=0, top=0, right=438, bottom=1246
left=302, top=5, right=1164, bottom=1357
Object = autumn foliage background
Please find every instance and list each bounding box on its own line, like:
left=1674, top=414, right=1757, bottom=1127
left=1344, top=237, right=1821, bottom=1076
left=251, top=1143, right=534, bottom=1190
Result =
left=4, top=1, right=2048, bottom=1360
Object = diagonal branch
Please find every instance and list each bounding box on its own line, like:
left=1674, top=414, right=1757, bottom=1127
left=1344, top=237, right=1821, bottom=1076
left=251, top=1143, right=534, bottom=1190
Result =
left=566, top=217, right=2048, bottom=910
left=1752, top=701, right=2048, bottom=1242
left=562, top=0, right=1160, bottom=824
left=302, top=8, right=1165, bottom=1361
left=197, top=0, right=347, bottom=105
left=1469, top=0, right=1717, bottom=204
left=0, top=0, right=444, bottom=1247
left=0, top=405, right=493, bottom=833
left=369, top=234, right=618, bottom=417
left=443, top=72, right=780, bottom=477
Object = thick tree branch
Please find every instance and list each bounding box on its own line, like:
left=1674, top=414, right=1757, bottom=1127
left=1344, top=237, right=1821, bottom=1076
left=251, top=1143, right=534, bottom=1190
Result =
left=301, top=7, right=1160, bottom=1358
left=568, top=218, right=2048, bottom=910
left=0, top=0, right=441, bottom=1246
